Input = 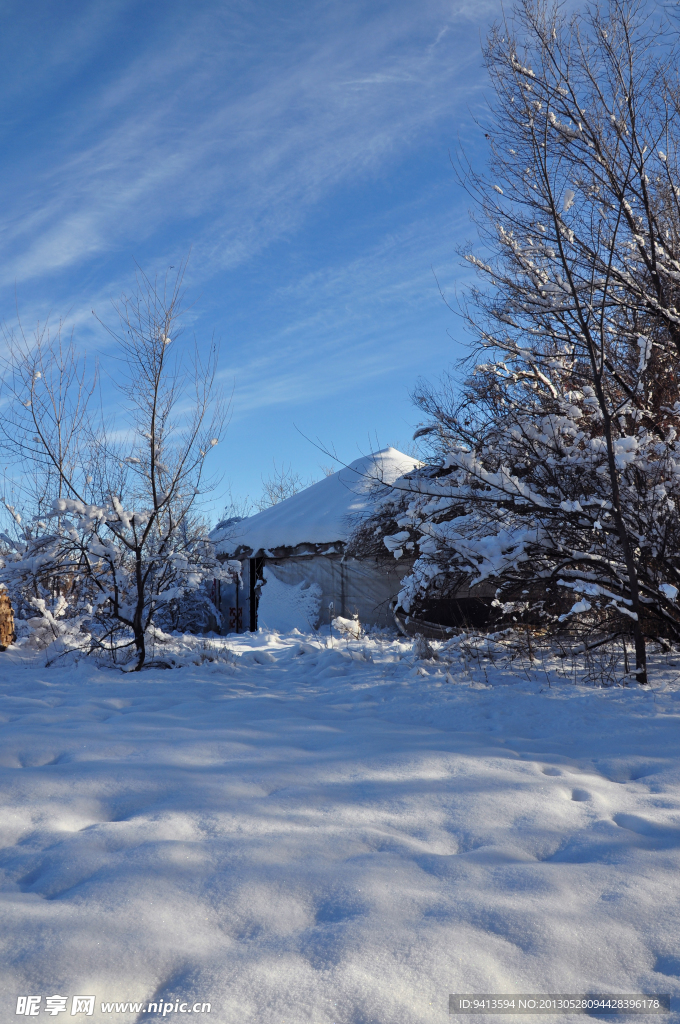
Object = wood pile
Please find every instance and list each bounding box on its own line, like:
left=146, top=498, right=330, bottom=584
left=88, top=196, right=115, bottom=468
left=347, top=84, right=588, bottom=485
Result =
left=0, top=591, right=15, bottom=649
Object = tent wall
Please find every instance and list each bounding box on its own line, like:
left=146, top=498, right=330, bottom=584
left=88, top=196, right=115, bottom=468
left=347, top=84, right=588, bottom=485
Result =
left=257, top=556, right=409, bottom=630
left=214, top=555, right=410, bottom=634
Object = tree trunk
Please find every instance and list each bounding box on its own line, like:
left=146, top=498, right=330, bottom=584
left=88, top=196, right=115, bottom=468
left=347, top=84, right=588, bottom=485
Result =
left=133, top=547, right=146, bottom=670
left=598, top=395, right=651, bottom=684
left=133, top=625, right=146, bottom=670
left=633, top=630, right=647, bottom=686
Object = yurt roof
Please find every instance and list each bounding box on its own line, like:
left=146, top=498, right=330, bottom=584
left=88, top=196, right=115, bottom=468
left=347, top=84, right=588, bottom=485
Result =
left=211, top=447, right=421, bottom=558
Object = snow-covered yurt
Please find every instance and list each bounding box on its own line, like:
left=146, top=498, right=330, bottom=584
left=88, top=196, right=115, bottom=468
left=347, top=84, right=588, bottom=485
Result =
left=210, top=448, right=420, bottom=633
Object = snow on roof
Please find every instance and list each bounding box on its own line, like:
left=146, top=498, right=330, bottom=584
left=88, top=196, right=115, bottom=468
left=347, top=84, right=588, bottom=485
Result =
left=212, top=447, right=421, bottom=557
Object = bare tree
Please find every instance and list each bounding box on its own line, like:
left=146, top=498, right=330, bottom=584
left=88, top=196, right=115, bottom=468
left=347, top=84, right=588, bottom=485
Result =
left=0, top=263, right=230, bottom=668
left=219, top=486, right=255, bottom=523
left=255, top=461, right=308, bottom=510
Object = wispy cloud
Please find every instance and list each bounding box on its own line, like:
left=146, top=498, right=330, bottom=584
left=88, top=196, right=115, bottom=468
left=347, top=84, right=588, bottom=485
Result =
left=0, top=0, right=496, bottom=293
left=214, top=202, right=476, bottom=418
left=0, top=0, right=506, bottom=511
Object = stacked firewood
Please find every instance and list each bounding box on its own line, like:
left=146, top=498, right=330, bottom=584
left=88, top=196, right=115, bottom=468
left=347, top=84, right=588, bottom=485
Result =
left=0, top=592, right=14, bottom=649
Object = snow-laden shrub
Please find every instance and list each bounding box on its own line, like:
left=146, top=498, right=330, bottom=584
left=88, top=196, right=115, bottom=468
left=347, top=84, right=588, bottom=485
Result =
left=0, top=504, right=240, bottom=663
left=359, top=0, right=680, bottom=684
left=332, top=614, right=362, bottom=640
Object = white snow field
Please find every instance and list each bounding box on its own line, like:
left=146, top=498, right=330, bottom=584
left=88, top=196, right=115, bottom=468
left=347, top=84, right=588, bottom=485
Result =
left=0, top=631, right=679, bottom=1024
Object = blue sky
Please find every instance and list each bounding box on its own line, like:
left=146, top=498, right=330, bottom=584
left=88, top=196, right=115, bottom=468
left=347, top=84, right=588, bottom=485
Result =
left=0, top=0, right=500, bottom=522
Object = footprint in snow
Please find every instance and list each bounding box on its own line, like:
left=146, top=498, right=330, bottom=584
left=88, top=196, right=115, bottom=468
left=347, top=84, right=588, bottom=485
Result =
left=613, top=812, right=680, bottom=847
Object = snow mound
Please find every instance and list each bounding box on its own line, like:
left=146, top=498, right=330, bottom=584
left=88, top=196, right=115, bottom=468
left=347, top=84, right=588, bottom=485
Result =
left=2, top=633, right=680, bottom=1022
left=257, top=566, right=322, bottom=632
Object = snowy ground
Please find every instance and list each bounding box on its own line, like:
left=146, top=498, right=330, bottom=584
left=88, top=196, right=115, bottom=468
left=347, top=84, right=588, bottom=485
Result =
left=1, top=630, right=679, bottom=1023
